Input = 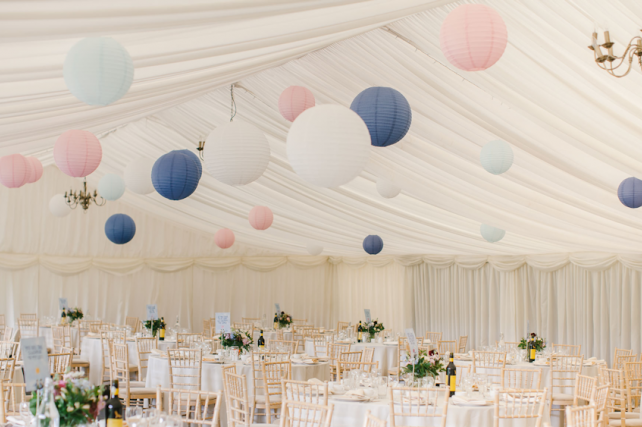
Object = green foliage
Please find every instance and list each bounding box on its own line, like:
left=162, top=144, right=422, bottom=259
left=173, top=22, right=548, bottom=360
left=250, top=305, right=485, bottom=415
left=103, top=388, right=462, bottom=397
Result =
left=219, top=329, right=253, bottom=353
left=143, top=318, right=164, bottom=337
left=518, top=334, right=546, bottom=351
left=277, top=312, right=292, bottom=328
left=401, top=350, right=445, bottom=379
left=62, top=308, right=83, bottom=323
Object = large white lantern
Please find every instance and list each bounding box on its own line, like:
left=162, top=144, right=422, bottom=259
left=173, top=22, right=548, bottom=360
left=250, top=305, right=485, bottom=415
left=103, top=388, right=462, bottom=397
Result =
left=306, top=243, right=323, bottom=256
left=376, top=177, right=401, bottom=198
left=124, top=158, right=155, bottom=195
left=480, top=224, right=505, bottom=243
left=286, top=105, right=371, bottom=188
left=204, top=120, right=270, bottom=186
left=49, top=194, right=71, bottom=218
left=480, top=140, right=514, bottom=175
left=98, top=173, right=126, bottom=201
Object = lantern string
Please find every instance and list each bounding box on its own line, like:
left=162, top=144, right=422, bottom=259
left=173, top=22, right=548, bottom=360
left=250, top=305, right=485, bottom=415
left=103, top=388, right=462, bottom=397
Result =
left=230, top=84, right=237, bottom=122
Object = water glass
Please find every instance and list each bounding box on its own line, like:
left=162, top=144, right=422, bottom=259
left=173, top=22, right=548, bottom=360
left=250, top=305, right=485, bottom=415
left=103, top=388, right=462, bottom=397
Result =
left=376, top=376, right=388, bottom=398
left=19, top=401, right=32, bottom=426
left=126, top=406, right=143, bottom=423
left=143, top=408, right=160, bottom=422
left=462, top=376, right=474, bottom=397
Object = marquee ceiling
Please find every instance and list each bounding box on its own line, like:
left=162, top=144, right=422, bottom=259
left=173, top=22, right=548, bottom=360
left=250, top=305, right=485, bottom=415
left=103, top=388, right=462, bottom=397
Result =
left=3, top=0, right=642, bottom=256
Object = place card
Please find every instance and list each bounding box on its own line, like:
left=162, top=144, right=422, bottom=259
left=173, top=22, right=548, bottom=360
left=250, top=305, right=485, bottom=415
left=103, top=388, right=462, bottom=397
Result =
left=58, top=298, right=69, bottom=310
left=146, top=304, right=158, bottom=320
left=405, top=328, right=419, bottom=361
left=275, top=303, right=281, bottom=314
left=22, top=337, right=49, bottom=392
left=216, top=312, right=231, bottom=334
left=364, top=309, right=371, bottom=324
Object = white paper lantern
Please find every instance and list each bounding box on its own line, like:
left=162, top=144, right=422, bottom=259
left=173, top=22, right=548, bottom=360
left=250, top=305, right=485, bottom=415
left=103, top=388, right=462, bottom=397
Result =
left=204, top=120, right=270, bottom=186
left=480, top=140, right=513, bottom=175
left=287, top=105, right=371, bottom=188
left=480, top=224, right=505, bottom=243
left=124, top=158, right=155, bottom=195
left=376, top=177, right=401, bottom=198
left=98, top=174, right=126, bottom=201
left=306, top=243, right=323, bottom=256
left=49, top=194, right=71, bottom=218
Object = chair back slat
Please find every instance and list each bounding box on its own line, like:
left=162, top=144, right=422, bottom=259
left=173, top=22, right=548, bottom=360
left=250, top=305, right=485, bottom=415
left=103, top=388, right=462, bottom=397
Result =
left=494, top=389, right=547, bottom=427
left=501, top=368, right=542, bottom=389
left=472, top=351, right=507, bottom=385
left=168, top=349, right=203, bottom=391
left=389, top=386, right=449, bottom=427
left=156, top=386, right=222, bottom=427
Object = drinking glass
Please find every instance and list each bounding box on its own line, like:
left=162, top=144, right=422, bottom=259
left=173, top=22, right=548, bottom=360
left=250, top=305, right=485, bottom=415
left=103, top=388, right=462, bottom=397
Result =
left=424, top=376, right=435, bottom=388
left=462, top=376, right=474, bottom=397
left=377, top=376, right=388, bottom=398
left=126, top=406, right=143, bottom=423
left=143, top=408, right=160, bottom=422
left=19, top=401, right=32, bottom=426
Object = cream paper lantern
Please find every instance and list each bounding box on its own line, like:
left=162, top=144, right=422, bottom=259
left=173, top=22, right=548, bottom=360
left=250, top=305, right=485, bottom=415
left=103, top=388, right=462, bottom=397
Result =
left=124, top=158, right=155, bottom=195
left=98, top=174, right=126, bottom=201
left=376, top=177, right=401, bottom=198
left=49, top=194, right=71, bottom=218
left=480, top=224, right=505, bottom=243
left=286, top=105, right=371, bottom=188
left=204, top=120, right=270, bottom=186
left=306, top=243, right=323, bottom=256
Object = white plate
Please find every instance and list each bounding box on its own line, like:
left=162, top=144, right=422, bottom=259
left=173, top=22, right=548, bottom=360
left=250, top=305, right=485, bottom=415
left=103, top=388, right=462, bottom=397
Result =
left=331, top=395, right=370, bottom=402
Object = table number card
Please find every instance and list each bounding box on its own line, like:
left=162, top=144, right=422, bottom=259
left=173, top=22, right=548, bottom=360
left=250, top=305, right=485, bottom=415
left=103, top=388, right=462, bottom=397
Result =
left=146, top=304, right=158, bottom=320
left=22, top=337, right=49, bottom=392
left=364, top=309, right=371, bottom=324
left=58, top=298, right=69, bottom=310
left=405, top=328, right=419, bottom=360
left=275, top=303, right=281, bottom=314
left=216, top=312, right=231, bottom=334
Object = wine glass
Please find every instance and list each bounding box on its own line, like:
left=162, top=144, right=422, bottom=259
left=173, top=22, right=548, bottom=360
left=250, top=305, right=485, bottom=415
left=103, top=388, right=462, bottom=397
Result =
left=126, top=406, right=143, bottom=424
left=19, top=401, right=32, bottom=426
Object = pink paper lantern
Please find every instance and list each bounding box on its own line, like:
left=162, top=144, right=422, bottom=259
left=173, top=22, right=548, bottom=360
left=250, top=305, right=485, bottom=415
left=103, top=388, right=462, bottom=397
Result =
left=215, top=228, right=235, bottom=249
left=278, top=86, right=315, bottom=122
left=53, top=130, right=103, bottom=177
left=439, top=4, right=508, bottom=71
left=0, top=154, right=29, bottom=188
left=25, top=157, right=43, bottom=184
left=249, top=206, right=274, bottom=230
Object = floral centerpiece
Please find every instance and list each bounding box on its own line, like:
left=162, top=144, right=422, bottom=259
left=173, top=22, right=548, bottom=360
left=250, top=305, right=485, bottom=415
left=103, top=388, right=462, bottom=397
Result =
left=364, top=320, right=385, bottom=340
left=62, top=308, right=83, bottom=324
left=143, top=318, right=164, bottom=338
left=402, top=349, right=445, bottom=379
left=220, top=329, right=253, bottom=353
left=518, top=333, right=546, bottom=352
left=30, top=372, right=102, bottom=427
left=276, top=312, right=292, bottom=329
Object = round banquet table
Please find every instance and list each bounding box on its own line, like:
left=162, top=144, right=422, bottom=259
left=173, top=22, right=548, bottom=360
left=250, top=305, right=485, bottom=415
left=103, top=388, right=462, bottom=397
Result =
left=305, top=340, right=398, bottom=376
left=80, top=336, right=176, bottom=386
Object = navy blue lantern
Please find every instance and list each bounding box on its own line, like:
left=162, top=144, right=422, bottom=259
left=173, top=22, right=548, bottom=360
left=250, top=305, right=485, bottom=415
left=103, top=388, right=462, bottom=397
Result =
left=151, top=151, right=200, bottom=200
left=618, top=177, right=642, bottom=208
left=363, top=235, right=384, bottom=255
left=177, top=149, right=202, bottom=180
left=105, top=213, right=136, bottom=244
left=350, top=87, right=412, bottom=147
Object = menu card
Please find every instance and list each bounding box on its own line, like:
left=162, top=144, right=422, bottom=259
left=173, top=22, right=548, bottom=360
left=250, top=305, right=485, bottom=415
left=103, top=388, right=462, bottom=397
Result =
left=364, top=309, right=371, bottom=324
left=146, top=304, right=158, bottom=320
left=275, top=303, right=281, bottom=314
left=22, top=337, right=49, bottom=392
left=216, top=312, right=231, bottom=334
left=405, top=328, right=419, bottom=361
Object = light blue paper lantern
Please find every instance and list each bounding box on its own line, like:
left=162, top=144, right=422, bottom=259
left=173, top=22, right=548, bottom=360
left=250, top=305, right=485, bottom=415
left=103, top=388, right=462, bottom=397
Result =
left=618, top=177, right=642, bottom=208
left=151, top=151, right=200, bottom=201
left=350, top=87, right=412, bottom=147
left=63, top=37, right=134, bottom=106
left=480, top=140, right=514, bottom=175
left=105, top=214, right=136, bottom=244
left=480, top=224, right=505, bottom=243
left=97, top=174, right=126, bottom=201
left=363, top=235, right=384, bottom=255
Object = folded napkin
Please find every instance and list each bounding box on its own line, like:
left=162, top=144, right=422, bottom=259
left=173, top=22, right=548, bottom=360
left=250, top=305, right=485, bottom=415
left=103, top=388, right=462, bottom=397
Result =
left=345, top=389, right=366, bottom=397
left=452, top=396, right=488, bottom=406
left=304, top=359, right=318, bottom=364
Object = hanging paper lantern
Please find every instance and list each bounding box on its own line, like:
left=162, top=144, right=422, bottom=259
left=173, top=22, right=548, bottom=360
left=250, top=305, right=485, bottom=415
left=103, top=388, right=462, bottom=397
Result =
left=105, top=213, right=136, bottom=244
left=215, top=228, right=235, bottom=249
left=124, top=158, right=155, bottom=195
left=376, top=177, right=401, bottom=199
left=287, top=105, right=371, bottom=188
left=249, top=206, right=273, bottom=230
left=306, top=243, right=323, bottom=256
left=618, top=177, right=642, bottom=208
left=0, top=154, right=29, bottom=188
left=480, top=140, right=514, bottom=175
left=25, top=157, right=43, bottom=184
left=177, top=149, right=202, bottom=180
left=480, top=224, right=505, bottom=243
left=350, top=87, right=412, bottom=147
left=363, top=235, right=384, bottom=255
left=152, top=151, right=200, bottom=200
left=440, top=4, right=508, bottom=71
left=98, top=174, right=126, bottom=201
left=279, top=86, right=315, bottom=122
left=204, top=120, right=270, bottom=186
left=49, top=194, right=71, bottom=218
left=54, top=130, right=102, bottom=178
left=63, top=37, right=134, bottom=106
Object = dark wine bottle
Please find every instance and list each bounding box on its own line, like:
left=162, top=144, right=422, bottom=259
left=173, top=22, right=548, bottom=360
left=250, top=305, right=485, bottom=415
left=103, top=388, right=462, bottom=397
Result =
left=357, top=321, right=363, bottom=343
left=273, top=313, right=278, bottom=330
left=446, top=355, right=457, bottom=396
left=257, top=330, right=265, bottom=349
left=106, top=380, right=123, bottom=427
left=528, top=338, right=535, bottom=363
left=61, top=309, right=67, bottom=324
left=159, top=317, right=165, bottom=341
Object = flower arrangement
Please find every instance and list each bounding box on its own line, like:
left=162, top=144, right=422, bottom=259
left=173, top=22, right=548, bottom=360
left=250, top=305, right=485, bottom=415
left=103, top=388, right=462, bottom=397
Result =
left=220, top=329, right=253, bottom=353
left=518, top=333, right=546, bottom=352
left=143, top=318, right=164, bottom=337
left=277, top=312, right=292, bottom=328
left=402, top=349, right=445, bottom=379
left=62, top=308, right=83, bottom=324
left=364, top=320, right=385, bottom=339
left=30, top=372, right=102, bottom=427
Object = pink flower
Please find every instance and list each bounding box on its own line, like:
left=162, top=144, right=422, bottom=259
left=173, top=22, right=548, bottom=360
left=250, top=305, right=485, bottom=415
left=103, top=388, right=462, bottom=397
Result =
left=286, top=317, right=291, bottom=321
left=242, top=338, right=249, bottom=345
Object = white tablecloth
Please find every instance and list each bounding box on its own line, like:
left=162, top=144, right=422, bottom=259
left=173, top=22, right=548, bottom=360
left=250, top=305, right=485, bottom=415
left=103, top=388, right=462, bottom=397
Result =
left=305, top=340, right=398, bottom=376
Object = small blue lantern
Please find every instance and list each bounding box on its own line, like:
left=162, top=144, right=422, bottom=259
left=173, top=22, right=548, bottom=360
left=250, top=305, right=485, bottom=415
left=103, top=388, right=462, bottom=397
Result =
left=105, top=214, right=136, bottom=244
left=350, top=87, right=412, bottom=147
left=363, top=235, right=384, bottom=255
left=151, top=151, right=200, bottom=201
left=618, top=177, right=642, bottom=208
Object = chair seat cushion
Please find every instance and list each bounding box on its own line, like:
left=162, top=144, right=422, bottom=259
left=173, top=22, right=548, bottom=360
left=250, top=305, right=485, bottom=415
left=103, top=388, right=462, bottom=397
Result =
left=129, top=381, right=146, bottom=388
left=125, top=387, right=157, bottom=396
left=254, top=394, right=282, bottom=404
left=72, top=358, right=89, bottom=365
left=609, top=419, right=642, bottom=426
left=608, top=412, right=640, bottom=419
left=552, top=393, right=574, bottom=402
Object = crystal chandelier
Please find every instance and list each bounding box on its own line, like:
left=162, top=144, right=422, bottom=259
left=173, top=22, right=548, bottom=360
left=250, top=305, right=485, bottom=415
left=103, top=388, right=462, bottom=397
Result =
left=589, top=31, right=642, bottom=78
left=64, top=178, right=106, bottom=211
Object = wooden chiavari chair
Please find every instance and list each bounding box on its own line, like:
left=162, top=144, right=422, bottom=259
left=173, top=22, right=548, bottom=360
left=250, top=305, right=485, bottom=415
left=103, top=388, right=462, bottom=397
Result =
left=249, top=351, right=288, bottom=420
left=549, top=355, right=584, bottom=420
left=311, top=335, right=328, bottom=357
left=17, top=318, right=38, bottom=339
left=456, top=365, right=471, bottom=387
left=494, top=389, right=547, bottom=427
left=389, top=386, right=450, bottom=427
left=615, top=355, right=638, bottom=372
left=337, top=360, right=379, bottom=378
left=327, top=343, right=350, bottom=380
left=613, top=349, right=633, bottom=369
left=51, top=326, right=70, bottom=352
left=391, top=337, right=410, bottom=380
left=49, top=351, right=72, bottom=376
left=458, top=336, right=468, bottom=353
left=553, top=343, right=582, bottom=356
left=282, top=379, right=328, bottom=405
left=167, top=349, right=202, bottom=391
left=202, top=319, right=212, bottom=339
left=292, top=319, right=307, bottom=325
left=155, top=386, right=222, bottom=427
left=605, top=377, right=631, bottom=426
left=424, top=332, right=442, bottom=345
left=279, top=399, right=334, bottom=427
left=112, top=343, right=155, bottom=408
left=363, top=410, right=385, bottom=427
left=260, top=360, right=291, bottom=423
left=125, top=317, right=139, bottom=333
left=573, top=375, right=597, bottom=407
left=593, top=384, right=609, bottom=427
left=624, top=362, right=642, bottom=412
left=0, top=342, right=18, bottom=359
left=0, top=359, right=16, bottom=383
left=599, top=367, right=632, bottom=417
left=0, top=382, right=27, bottom=424
left=565, top=405, right=596, bottom=427
left=100, top=330, right=126, bottom=383
left=338, top=351, right=362, bottom=365
left=135, top=336, right=158, bottom=381
left=2, top=328, right=12, bottom=342
left=438, top=340, right=457, bottom=355
left=292, top=332, right=305, bottom=353
left=472, top=351, right=507, bottom=385
left=501, top=368, right=542, bottom=390
left=223, top=370, right=252, bottom=427
left=60, top=346, right=90, bottom=379
left=266, top=339, right=298, bottom=354
left=336, top=321, right=350, bottom=332
left=495, top=341, right=522, bottom=351
left=362, top=347, right=375, bottom=364
left=176, top=333, right=203, bottom=349
left=18, top=314, right=36, bottom=321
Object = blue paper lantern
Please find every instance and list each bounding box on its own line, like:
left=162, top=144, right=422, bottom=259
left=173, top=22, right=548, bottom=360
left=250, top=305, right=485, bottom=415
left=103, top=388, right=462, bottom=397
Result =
left=480, top=224, right=505, bottom=243
left=363, top=235, right=384, bottom=255
left=63, top=37, right=134, bottom=106
left=618, top=177, right=642, bottom=208
left=151, top=151, right=200, bottom=201
left=350, top=87, right=412, bottom=147
left=177, top=149, right=202, bottom=180
left=105, top=214, right=136, bottom=244
left=480, top=140, right=514, bottom=175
